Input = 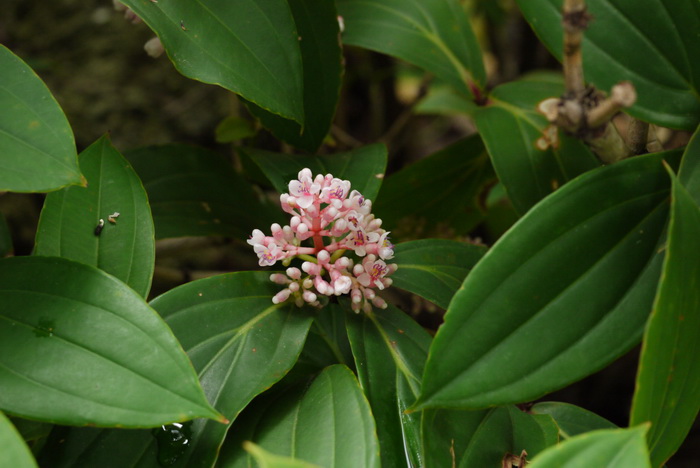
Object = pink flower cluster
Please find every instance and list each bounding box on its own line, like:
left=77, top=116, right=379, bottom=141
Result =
left=248, top=169, right=396, bottom=313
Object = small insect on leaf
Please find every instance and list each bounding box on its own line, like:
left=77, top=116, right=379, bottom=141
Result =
left=108, top=212, right=121, bottom=224
left=94, top=219, right=105, bottom=236
left=180, top=20, right=187, bottom=31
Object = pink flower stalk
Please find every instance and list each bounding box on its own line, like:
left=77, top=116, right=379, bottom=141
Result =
left=248, top=168, right=396, bottom=313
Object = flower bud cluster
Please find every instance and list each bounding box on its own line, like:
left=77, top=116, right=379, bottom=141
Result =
left=248, top=169, right=396, bottom=313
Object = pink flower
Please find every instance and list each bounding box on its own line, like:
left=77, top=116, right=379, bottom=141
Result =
left=321, top=178, right=351, bottom=206
left=288, top=168, right=320, bottom=209
left=357, top=256, right=389, bottom=290
left=254, top=243, right=282, bottom=267
left=377, top=232, right=394, bottom=260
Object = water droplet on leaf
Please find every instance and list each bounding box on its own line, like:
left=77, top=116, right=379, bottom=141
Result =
left=152, top=421, right=192, bottom=466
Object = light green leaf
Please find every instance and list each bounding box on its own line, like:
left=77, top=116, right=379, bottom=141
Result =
left=243, top=442, right=321, bottom=468
left=0, top=256, right=223, bottom=427
left=0, top=45, right=82, bottom=192
left=35, top=135, right=155, bottom=298
left=0, top=412, right=37, bottom=468
left=119, top=0, right=304, bottom=123
left=416, top=150, right=680, bottom=410
left=391, top=239, right=486, bottom=310
left=630, top=168, right=700, bottom=467
left=531, top=402, right=617, bottom=439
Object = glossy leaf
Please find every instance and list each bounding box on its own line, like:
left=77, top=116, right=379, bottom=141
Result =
left=345, top=304, right=431, bottom=468
left=391, top=239, right=486, bottom=310
left=0, top=213, right=12, bottom=257
left=531, top=402, right=617, bottom=439
left=246, top=0, right=342, bottom=152
left=0, top=412, right=37, bottom=468
left=337, top=0, right=486, bottom=97
left=219, top=365, right=379, bottom=468
left=242, top=144, right=387, bottom=202
left=416, top=150, right=680, bottom=410
left=35, top=135, right=155, bottom=298
left=373, top=135, right=495, bottom=240
left=528, top=425, right=651, bottom=468
left=0, top=45, right=82, bottom=192
left=243, top=442, right=321, bottom=468
left=679, top=124, right=700, bottom=204
left=475, top=78, right=600, bottom=214
left=516, top=0, right=700, bottom=130
left=119, top=0, right=304, bottom=123
left=0, top=256, right=222, bottom=427
left=125, top=144, right=280, bottom=239
left=630, top=170, right=700, bottom=467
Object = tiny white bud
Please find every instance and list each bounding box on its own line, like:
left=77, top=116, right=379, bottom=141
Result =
left=317, top=250, right=330, bottom=263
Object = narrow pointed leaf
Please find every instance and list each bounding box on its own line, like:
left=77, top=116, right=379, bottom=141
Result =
left=391, top=239, right=486, bottom=310
left=337, top=0, right=486, bottom=97
left=242, top=144, right=387, bottom=202
left=125, top=144, right=281, bottom=239
left=416, top=150, right=680, bottom=410
left=630, top=170, right=700, bottom=467
left=529, top=425, right=651, bottom=468
left=0, top=412, right=37, bottom=468
left=246, top=0, right=342, bottom=152
left=0, top=45, right=82, bottom=192
left=243, top=442, right=321, bottom=468
left=0, top=256, right=222, bottom=427
left=345, top=304, right=431, bottom=468
left=679, top=125, right=700, bottom=204
left=516, top=0, right=700, bottom=130
left=35, top=135, right=155, bottom=298
left=119, top=0, right=304, bottom=123
left=531, top=402, right=617, bottom=440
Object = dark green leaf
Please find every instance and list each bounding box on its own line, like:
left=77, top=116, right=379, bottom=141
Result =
left=373, top=135, right=495, bottom=240
left=630, top=169, right=700, bottom=467
left=242, top=144, right=387, bottom=202
left=215, top=117, right=257, bottom=144
left=35, top=135, right=155, bottom=298
left=119, top=0, right=304, bottom=123
left=391, top=239, right=486, bottom=310
left=516, top=0, right=700, bottom=130
left=415, top=84, right=477, bottom=116
left=531, top=402, right=617, bottom=439
left=337, top=0, right=486, bottom=97
left=0, top=412, right=37, bottom=468
left=0, top=256, right=222, bottom=427
left=345, top=304, right=431, bottom=468
left=219, top=365, right=380, bottom=468
left=475, top=78, right=601, bottom=214
left=679, top=125, right=700, bottom=205
left=416, top=150, right=680, bottom=410
left=0, top=45, right=82, bottom=192
left=295, top=304, right=354, bottom=372
left=528, top=425, right=651, bottom=468
left=246, top=0, right=342, bottom=152
left=125, top=144, right=280, bottom=240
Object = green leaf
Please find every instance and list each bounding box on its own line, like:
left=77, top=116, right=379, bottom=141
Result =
left=35, top=135, right=155, bottom=298
left=219, top=365, right=380, bottom=468
left=531, top=402, right=617, bottom=439
left=337, top=0, right=486, bottom=97
left=0, top=256, right=222, bottom=427
left=415, top=150, right=680, bottom=410
left=391, top=239, right=486, bottom=310
left=679, top=124, right=700, bottom=205
left=0, top=45, right=82, bottom=192
left=0, top=213, right=12, bottom=257
left=243, top=442, right=321, bottom=468
left=475, top=78, right=601, bottom=215
left=295, top=304, right=354, bottom=372
left=528, top=425, right=651, bottom=468
left=630, top=169, right=700, bottom=467
left=215, top=117, right=257, bottom=144
left=373, top=135, right=495, bottom=240
left=415, top=84, right=478, bottom=116
left=0, top=412, right=37, bottom=468
left=345, top=304, right=431, bottom=468
left=516, top=0, right=700, bottom=130
left=242, top=144, right=388, bottom=202
left=246, top=0, right=342, bottom=152
left=119, top=0, right=304, bottom=123
left=125, top=144, right=280, bottom=240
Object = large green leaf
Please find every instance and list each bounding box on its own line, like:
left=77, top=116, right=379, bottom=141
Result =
left=679, top=125, right=700, bottom=204
left=35, top=135, right=155, bottom=298
left=246, top=0, right=342, bottom=152
left=528, top=425, right=651, bottom=468
left=391, top=239, right=486, bottom=310
left=475, top=77, right=601, bottom=215
left=0, top=45, right=82, bottom=192
left=415, top=150, right=680, bottom=410
left=373, top=135, right=495, bottom=240
left=516, top=0, right=700, bottom=130
left=0, top=256, right=222, bottom=427
left=337, top=0, right=486, bottom=97
left=119, top=0, right=304, bottom=123
left=345, top=304, right=431, bottom=467
left=531, top=402, right=617, bottom=439
left=39, top=272, right=312, bottom=468
left=242, top=144, right=387, bottom=202
left=630, top=170, right=700, bottom=467
left=125, top=144, right=280, bottom=240
left=219, top=365, right=380, bottom=468
left=0, top=412, right=37, bottom=468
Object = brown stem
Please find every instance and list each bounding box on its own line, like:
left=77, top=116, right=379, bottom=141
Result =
left=627, top=118, right=649, bottom=155
left=562, top=0, right=590, bottom=93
